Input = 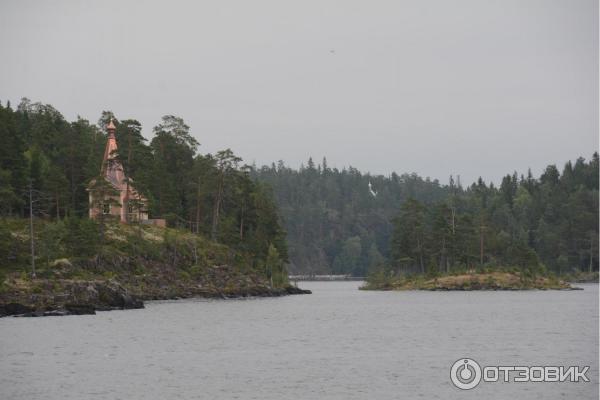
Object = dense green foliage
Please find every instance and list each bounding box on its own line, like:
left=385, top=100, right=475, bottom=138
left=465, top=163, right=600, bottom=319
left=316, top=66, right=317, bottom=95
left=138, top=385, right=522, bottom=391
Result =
left=0, top=99, right=287, bottom=275
left=388, top=159, right=598, bottom=276
left=254, top=156, right=599, bottom=276
left=252, top=159, right=447, bottom=275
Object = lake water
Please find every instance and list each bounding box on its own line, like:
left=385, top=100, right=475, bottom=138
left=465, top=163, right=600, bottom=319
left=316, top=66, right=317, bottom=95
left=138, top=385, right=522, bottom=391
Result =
left=1, top=282, right=597, bottom=399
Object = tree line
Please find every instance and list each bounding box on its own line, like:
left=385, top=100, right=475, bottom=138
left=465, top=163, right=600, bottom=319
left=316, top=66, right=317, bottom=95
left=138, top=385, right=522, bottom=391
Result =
left=1, top=98, right=596, bottom=278
left=252, top=158, right=448, bottom=276
left=390, top=161, right=598, bottom=276
left=253, top=155, right=598, bottom=276
left=0, top=99, right=287, bottom=274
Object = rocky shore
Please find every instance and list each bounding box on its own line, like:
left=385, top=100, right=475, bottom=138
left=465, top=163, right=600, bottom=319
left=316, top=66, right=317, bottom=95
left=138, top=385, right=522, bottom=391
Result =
left=0, top=279, right=143, bottom=317
left=361, top=271, right=577, bottom=291
left=0, top=264, right=310, bottom=318
left=0, top=222, right=311, bottom=318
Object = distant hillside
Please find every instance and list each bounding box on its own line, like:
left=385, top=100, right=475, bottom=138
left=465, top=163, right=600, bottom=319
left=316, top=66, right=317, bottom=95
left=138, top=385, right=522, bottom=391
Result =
left=253, top=160, right=450, bottom=275
left=253, top=155, right=599, bottom=276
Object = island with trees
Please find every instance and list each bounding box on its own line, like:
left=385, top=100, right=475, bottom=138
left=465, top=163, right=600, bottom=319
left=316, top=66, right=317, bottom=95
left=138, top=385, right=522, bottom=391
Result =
left=0, top=99, right=308, bottom=317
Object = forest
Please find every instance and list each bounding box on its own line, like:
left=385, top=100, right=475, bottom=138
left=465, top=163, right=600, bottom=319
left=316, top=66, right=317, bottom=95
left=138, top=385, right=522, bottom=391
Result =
left=0, top=99, right=287, bottom=277
left=253, top=155, right=599, bottom=277
left=1, top=98, right=598, bottom=280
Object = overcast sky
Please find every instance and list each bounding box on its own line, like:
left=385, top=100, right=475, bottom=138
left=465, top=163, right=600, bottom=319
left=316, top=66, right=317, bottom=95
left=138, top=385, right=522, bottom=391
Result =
left=0, top=0, right=597, bottom=184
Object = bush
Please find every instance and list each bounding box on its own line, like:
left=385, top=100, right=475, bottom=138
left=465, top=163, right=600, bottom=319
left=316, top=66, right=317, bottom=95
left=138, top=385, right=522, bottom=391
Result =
left=364, top=264, right=392, bottom=288
left=179, top=271, right=191, bottom=281
left=63, top=217, right=100, bottom=257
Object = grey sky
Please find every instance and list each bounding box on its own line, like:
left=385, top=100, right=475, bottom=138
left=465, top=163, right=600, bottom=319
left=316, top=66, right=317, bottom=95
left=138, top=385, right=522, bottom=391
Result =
left=1, top=0, right=597, bottom=184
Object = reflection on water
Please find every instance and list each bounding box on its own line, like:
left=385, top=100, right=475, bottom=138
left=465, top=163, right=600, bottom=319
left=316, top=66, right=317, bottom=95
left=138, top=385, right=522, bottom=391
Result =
left=0, top=282, right=597, bottom=399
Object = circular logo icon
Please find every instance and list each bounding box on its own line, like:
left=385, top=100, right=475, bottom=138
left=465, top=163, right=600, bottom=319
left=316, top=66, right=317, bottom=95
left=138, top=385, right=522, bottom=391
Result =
left=450, top=358, right=482, bottom=390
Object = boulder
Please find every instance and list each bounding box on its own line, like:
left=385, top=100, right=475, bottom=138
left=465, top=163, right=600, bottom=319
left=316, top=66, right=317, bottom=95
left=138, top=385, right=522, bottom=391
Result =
left=121, top=293, right=144, bottom=309
left=0, top=303, right=34, bottom=317
left=93, top=281, right=144, bottom=310
left=284, top=286, right=312, bottom=295
left=65, top=304, right=96, bottom=315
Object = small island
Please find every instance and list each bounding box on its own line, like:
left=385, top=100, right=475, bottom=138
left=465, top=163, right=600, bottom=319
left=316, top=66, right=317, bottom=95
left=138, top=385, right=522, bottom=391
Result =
left=361, top=269, right=581, bottom=291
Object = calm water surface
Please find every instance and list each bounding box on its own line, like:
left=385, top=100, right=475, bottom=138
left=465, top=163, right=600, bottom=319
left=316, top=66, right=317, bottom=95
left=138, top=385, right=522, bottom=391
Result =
left=1, top=282, right=598, bottom=399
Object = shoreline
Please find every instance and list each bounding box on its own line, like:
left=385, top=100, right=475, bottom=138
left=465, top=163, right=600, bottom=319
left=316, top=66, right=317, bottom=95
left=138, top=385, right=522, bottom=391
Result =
left=0, top=266, right=312, bottom=318
left=0, top=281, right=311, bottom=318
left=361, top=271, right=581, bottom=291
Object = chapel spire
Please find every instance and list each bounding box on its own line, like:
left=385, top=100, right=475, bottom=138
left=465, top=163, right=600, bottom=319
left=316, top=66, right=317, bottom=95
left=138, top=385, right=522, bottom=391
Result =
left=107, top=117, right=116, bottom=137
left=102, top=117, right=119, bottom=166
